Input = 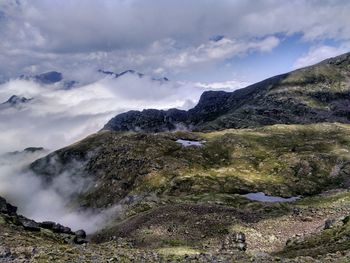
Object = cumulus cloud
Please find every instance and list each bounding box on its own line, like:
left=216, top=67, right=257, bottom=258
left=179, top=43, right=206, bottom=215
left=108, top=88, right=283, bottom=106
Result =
left=293, top=43, right=350, bottom=69
left=161, top=36, right=279, bottom=69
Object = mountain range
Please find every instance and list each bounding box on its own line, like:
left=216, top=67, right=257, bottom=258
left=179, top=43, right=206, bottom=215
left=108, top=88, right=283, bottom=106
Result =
left=2, top=52, right=350, bottom=262
left=104, top=52, right=350, bottom=132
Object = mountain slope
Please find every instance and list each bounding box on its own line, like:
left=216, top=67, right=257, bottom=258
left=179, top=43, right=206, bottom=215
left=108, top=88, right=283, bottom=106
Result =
left=31, top=123, right=350, bottom=210
left=103, top=52, right=350, bottom=132
left=29, top=123, right=350, bottom=260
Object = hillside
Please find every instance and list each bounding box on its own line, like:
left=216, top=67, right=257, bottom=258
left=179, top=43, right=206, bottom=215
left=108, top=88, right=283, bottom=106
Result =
left=26, top=123, right=350, bottom=261
left=3, top=52, right=350, bottom=262
left=103, top=52, right=350, bottom=132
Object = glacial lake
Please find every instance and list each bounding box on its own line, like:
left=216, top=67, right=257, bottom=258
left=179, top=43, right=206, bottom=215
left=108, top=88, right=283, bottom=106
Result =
left=176, top=139, right=206, bottom=147
left=243, top=192, right=301, bottom=203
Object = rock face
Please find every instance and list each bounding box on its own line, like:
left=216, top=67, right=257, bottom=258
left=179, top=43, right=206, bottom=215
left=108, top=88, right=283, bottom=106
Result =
left=0, top=196, right=17, bottom=215
left=103, top=52, right=350, bottom=132
left=0, top=196, right=85, bottom=243
left=103, top=109, right=188, bottom=132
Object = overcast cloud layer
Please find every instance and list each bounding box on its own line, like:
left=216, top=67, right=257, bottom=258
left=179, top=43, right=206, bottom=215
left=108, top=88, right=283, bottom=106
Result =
left=0, top=0, right=350, bottom=81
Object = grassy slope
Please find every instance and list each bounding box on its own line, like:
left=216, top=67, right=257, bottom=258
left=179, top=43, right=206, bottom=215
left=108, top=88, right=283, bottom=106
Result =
left=31, top=123, right=350, bottom=210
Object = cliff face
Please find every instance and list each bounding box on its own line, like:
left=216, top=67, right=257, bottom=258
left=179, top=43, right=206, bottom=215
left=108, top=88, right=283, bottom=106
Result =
left=103, top=52, right=350, bottom=132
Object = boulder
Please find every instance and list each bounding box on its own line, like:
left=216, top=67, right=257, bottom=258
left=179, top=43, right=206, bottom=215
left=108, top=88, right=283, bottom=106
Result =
left=221, top=232, right=247, bottom=252
left=39, top=221, right=56, bottom=230
left=18, top=217, right=40, bottom=232
left=0, top=197, right=17, bottom=215
left=75, top=229, right=87, bottom=239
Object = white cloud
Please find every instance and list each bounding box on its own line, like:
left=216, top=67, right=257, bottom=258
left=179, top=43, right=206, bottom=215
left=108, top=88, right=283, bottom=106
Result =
left=1, top=0, right=350, bottom=80
left=163, top=36, right=279, bottom=69
left=293, top=43, right=350, bottom=69
left=194, top=80, right=250, bottom=91
left=0, top=74, right=208, bottom=153
left=0, top=149, right=121, bottom=233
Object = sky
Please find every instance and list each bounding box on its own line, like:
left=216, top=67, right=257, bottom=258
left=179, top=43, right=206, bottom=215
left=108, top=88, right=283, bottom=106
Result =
left=0, top=0, right=349, bottom=84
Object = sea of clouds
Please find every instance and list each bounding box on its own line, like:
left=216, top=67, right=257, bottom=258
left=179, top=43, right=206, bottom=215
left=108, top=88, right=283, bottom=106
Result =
left=0, top=72, right=246, bottom=233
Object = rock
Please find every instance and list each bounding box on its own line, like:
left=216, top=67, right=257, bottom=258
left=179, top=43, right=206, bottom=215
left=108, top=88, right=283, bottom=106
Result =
left=74, top=236, right=88, bottom=244
left=75, top=229, right=87, bottom=239
left=0, top=246, right=12, bottom=259
left=0, top=196, right=17, bottom=215
left=61, top=226, right=73, bottom=234
left=0, top=197, right=8, bottom=214
left=324, top=218, right=344, bottom=230
left=221, top=232, right=247, bottom=252
left=40, top=221, right=73, bottom=234
left=73, top=229, right=87, bottom=244
left=18, top=217, right=40, bottom=232
left=40, top=221, right=56, bottom=230
left=52, top=223, right=72, bottom=234
left=342, top=216, right=350, bottom=225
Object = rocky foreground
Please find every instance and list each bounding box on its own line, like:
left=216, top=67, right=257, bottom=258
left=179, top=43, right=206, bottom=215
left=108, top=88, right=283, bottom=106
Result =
left=2, top=188, right=350, bottom=262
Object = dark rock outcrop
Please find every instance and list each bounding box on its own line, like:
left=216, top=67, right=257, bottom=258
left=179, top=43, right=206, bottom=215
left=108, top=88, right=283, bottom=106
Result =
left=103, top=108, right=188, bottom=132
left=0, top=196, right=85, bottom=243
left=0, top=196, right=17, bottom=215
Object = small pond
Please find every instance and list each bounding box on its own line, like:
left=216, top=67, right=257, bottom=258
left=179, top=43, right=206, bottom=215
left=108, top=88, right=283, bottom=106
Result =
left=243, top=192, right=301, bottom=203
left=176, top=139, right=206, bottom=147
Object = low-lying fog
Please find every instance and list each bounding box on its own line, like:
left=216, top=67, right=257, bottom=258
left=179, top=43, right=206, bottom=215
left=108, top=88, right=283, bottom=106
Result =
left=0, top=72, right=244, bottom=233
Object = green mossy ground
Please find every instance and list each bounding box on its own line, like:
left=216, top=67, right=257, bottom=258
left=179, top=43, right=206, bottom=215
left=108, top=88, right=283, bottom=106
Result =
left=16, top=123, right=350, bottom=261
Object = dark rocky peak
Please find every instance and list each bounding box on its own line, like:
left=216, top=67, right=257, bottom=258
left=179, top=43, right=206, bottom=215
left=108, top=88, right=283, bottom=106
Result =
left=35, top=71, right=63, bottom=84
left=210, top=35, right=225, bottom=42
left=20, top=71, right=63, bottom=85
left=2, top=95, right=32, bottom=105
left=98, top=69, right=117, bottom=77
left=119, top=69, right=144, bottom=78
left=102, top=108, right=188, bottom=132
left=98, top=69, right=169, bottom=82
left=188, top=90, right=232, bottom=123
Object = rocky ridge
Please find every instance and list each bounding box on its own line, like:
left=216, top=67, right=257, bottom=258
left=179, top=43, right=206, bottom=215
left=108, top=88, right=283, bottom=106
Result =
left=103, top=52, right=350, bottom=132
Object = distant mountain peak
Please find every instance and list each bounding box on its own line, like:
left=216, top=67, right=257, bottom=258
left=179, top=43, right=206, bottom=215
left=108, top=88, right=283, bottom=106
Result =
left=35, top=71, right=63, bottom=84
left=2, top=95, right=32, bottom=105
left=20, top=71, right=63, bottom=85
left=98, top=69, right=169, bottom=82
